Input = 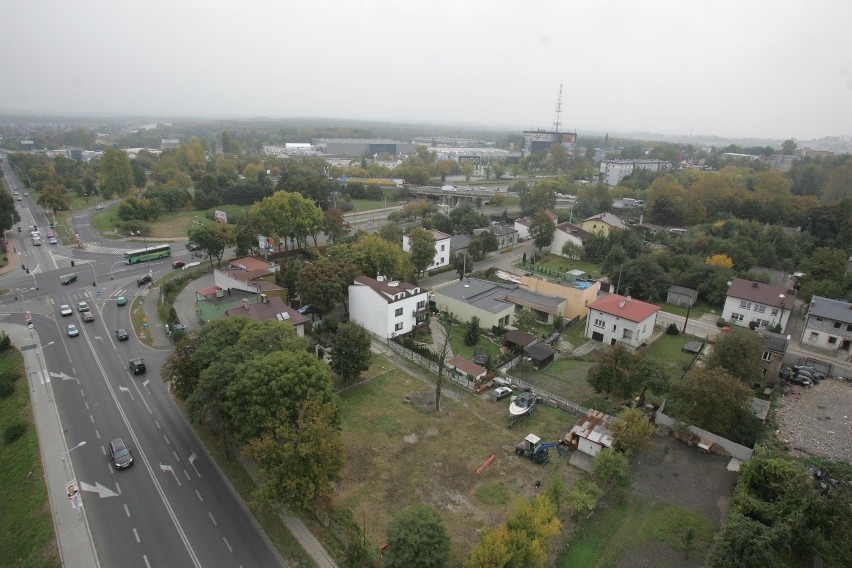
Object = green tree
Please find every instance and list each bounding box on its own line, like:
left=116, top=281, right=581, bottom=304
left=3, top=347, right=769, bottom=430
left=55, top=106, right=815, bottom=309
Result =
left=529, top=210, right=556, bottom=252
left=462, top=162, right=474, bottom=181
left=330, top=322, right=372, bottom=384
left=803, top=247, right=847, bottom=282
left=566, top=476, right=603, bottom=515
left=297, top=257, right=343, bottom=319
left=383, top=504, right=451, bottom=568
left=705, top=327, right=764, bottom=385
left=226, top=350, right=336, bottom=445
left=98, top=148, right=134, bottom=199
left=323, top=207, right=350, bottom=244
left=407, top=227, right=437, bottom=275
left=36, top=181, right=70, bottom=213
left=246, top=396, right=344, bottom=511
left=609, top=407, right=655, bottom=455
left=464, top=525, right=512, bottom=568
left=464, top=316, right=480, bottom=346
left=187, top=222, right=234, bottom=270
left=593, top=449, right=630, bottom=499
left=707, top=513, right=786, bottom=568
left=780, top=139, right=797, bottom=154
left=667, top=367, right=753, bottom=438
left=502, top=495, right=560, bottom=567
left=352, top=234, right=412, bottom=280
left=519, top=180, right=557, bottom=215
left=586, top=344, right=634, bottom=398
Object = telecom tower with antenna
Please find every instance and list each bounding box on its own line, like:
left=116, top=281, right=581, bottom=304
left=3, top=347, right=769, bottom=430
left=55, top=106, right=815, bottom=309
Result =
left=552, top=83, right=563, bottom=132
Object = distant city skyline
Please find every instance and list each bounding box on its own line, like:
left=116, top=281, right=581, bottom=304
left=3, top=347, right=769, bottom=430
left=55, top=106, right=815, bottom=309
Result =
left=2, top=1, right=850, bottom=141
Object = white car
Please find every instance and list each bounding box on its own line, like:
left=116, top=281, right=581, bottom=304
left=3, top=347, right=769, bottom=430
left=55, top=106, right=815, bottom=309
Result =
left=67, top=324, right=79, bottom=337
left=493, top=386, right=513, bottom=401
left=96, top=203, right=104, bottom=210
left=77, top=301, right=90, bottom=312
left=59, top=304, right=73, bottom=317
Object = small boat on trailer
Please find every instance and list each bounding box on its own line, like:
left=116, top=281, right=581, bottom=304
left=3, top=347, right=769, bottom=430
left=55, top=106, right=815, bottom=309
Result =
left=508, top=396, right=539, bottom=425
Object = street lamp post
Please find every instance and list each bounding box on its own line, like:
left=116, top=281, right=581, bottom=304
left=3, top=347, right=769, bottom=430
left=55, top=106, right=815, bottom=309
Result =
left=61, top=440, right=87, bottom=481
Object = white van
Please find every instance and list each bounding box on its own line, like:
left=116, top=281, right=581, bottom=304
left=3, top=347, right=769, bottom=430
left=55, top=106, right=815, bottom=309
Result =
left=441, top=185, right=456, bottom=192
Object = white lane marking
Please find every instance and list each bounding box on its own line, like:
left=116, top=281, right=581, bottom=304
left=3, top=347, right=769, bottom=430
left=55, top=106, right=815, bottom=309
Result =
left=172, top=451, right=180, bottom=462
left=155, top=420, right=161, bottom=430
left=223, top=537, right=233, bottom=553
left=195, top=489, right=203, bottom=502
left=183, top=469, right=190, bottom=481
left=124, top=504, right=131, bottom=517
left=84, top=401, right=89, bottom=410
left=143, top=556, right=151, bottom=568
left=188, top=453, right=201, bottom=478
left=95, top=429, right=100, bottom=440
left=115, top=483, right=121, bottom=495
left=118, top=385, right=134, bottom=400
left=163, top=435, right=171, bottom=445
left=133, top=528, right=140, bottom=543
left=208, top=511, right=217, bottom=526
left=159, top=464, right=181, bottom=486
left=89, top=415, right=94, bottom=423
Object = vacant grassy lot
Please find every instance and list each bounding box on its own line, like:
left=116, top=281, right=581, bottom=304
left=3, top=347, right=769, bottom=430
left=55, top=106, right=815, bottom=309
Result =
left=558, top=496, right=717, bottom=568
left=534, top=255, right=603, bottom=279
left=0, top=348, right=59, bottom=568
left=639, top=332, right=702, bottom=384
left=336, top=355, right=581, bottom=565
left=658, top=301, right=717, bottom=320
left=446, top=324, right=503, bottom=362
left=516, top=358, right=597, bottom=402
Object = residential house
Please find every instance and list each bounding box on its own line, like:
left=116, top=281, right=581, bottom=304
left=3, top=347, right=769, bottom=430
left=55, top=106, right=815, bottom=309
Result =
left=564, top=410, right=614, bottom=457
left=514, top=210, right=557, bottom=240
left=403, top=229, right=451, bottom=271
left=433, top=278, right=565, bottom=331
left=449, top=234, right=473, bottom=260
left=800, top=296, right=852, bottom=353
left=550, top=221, right=590, bottom=257
left=504, top=330, right=536, bottom=350
left=599, top=159, right=671, bottom=187
left=348, top=275, right=429, bottom=340
left=520, top=274, right=600, bottom=320
left=758, top=330, right=790, bottom=385
left=214, top=256, right=285, bottom=300
left=667, top=286, right=699, bottom=308
left=473, top=223, right=518, bottom=251
left=580, top=212, right=626, bottom=236
left=722, top=278, right=795, bottom=332
left=585, top=294, right=659, bottom=348
left=446, top=356, right=487, bottom=382
left=524, top=342, right=556, bottom=370
left=225, top=296, right=309, bottom=337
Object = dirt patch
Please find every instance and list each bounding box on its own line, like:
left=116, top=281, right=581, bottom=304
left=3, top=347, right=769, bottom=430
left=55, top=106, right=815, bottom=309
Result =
left=631, top=434, right=736, bottom=523
left=776, top=378, right=852, bottom=462
left=616, top=539, right=703, bottom=568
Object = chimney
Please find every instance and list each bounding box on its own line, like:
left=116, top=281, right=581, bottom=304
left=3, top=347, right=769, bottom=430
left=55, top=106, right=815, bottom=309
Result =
left=260, top=293, right=268, bottom=303
left=376, top=275, right=385, bottom=282
left=242, top=298, right=250, bottom=310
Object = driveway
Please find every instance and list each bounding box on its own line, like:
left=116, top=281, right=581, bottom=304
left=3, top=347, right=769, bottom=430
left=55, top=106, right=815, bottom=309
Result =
left=631, top=434, right=737, bottom=523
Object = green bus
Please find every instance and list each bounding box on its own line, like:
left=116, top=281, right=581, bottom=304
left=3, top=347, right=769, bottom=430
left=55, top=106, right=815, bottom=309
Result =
left=123, top=244, right=171, bottom=264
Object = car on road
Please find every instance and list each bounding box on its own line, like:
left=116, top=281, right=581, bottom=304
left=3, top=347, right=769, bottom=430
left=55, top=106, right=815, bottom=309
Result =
left=82, top=311, right=95, bottom=322
left=115, top=328, right=129, bottom=341
left=116, top=295, right=128, bottom=306
left=59, top=304, right=73, bottom=317
left=129, top=358, right=146, bottom=375
left=137, top=274, right=152, bottom=286
left=60, top=273, right=77, bottom=285
left=67, top=324, right=79, bottom=337
left=171, top=260, right=185, bottom=269
left=109, top=438, right=133, bottom=469
left=48, top=237, right=58, bottom=245
left=77, top=301, right=90, bottom=312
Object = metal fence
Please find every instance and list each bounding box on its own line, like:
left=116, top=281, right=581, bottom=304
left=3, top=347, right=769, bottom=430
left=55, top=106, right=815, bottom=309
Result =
left=385, top=339, right=475, bottom=390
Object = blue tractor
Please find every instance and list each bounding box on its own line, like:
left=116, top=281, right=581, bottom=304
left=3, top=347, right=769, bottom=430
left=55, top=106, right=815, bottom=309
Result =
left=515, top=433, right=566, bottom=465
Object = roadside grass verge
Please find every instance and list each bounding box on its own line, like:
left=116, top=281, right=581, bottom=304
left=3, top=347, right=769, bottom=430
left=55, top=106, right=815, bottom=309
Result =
left=0, top=347, right=59, bottom=568
left=558, top=497, right=717, bottom=568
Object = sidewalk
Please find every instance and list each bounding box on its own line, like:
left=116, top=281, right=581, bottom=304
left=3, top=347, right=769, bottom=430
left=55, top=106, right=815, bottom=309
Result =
left=1, top=323, right=100, bottom=567
left=1, top=230, right=22, bottom=277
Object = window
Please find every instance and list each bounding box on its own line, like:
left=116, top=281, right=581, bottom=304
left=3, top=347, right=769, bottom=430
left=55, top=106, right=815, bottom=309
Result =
left=834, top=322, right=842, bottom=329
left=612, top=324, right=617, bottom=332
left=394, top=307, right=403, bottom=317
left=440, top=244, right=445, bottom=251
left=732, top=312, right=744, bottom=322
left=739, top=300, right=751, bottom=309
left=762, top=351, right=772, bottom=362
left=847, top=325, right=852, bottom=332
left=593, top=319, right=605, bottom=329
left=394, top=322, right=404, bottom=331
left=829, top=336, right=837, bottom=345
left=439, top=257, right=444, bottom=264
left=771, top=308, right=778, bottom=316
left=755, top=304, right=766, bottom=313
left=809, top=332, right=819, bottom=342
left=623, top=329, right=633, bottom=339
left=416, top=300, right=426, bottom=310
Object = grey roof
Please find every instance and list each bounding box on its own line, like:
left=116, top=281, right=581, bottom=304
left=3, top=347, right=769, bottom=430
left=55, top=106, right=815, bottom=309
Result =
left=486, top=223, right=517, bottom=237
left=668, top=285, right=699, bottom=298
left=524, top=342, right=556, bottom=361
left=435, top=278, right=516, bottom=314
left=504, top=288, right=564, bottom=314
left=760, top=331, right=789, bottom=353
left=450, top=234, right=472, bottom=250
left=808, top=296, right=852, bottom=324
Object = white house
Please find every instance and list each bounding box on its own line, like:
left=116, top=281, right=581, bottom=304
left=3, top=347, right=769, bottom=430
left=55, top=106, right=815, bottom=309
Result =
left=549, top=221, right=590, bottom=257
left=800, top=296, right=852, bottom=353
left=585, top=294, right=659, bottom=348
left=403, top=229, right=451, bottom=271
left=348, top=275, right=429, bottom=339
left=514, top=210, right=557, bottom=240
left=722, top=278, right=795, bottom=332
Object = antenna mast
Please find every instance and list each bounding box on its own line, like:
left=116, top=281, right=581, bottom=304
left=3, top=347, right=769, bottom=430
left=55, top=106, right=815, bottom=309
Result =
left=552, top=83, right=563, bottom=132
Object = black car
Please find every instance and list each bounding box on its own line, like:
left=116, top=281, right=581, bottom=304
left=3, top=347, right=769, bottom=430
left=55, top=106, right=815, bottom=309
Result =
left=128, top=358, right=146, bottom=375
left=137, top=274, right=152, bottom=286
left=186, top=242, right=201, bottom=251
left=60, top=273, right=78, bottom=285
left=109, top=438, right=134, bottom=469
left=115, top=328, right=129, bottom=341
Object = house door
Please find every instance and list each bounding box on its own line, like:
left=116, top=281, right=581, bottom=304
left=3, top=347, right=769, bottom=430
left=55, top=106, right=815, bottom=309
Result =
left=610, top=338, right=617, bottom=346
left=592, top=331, right=604, bottom=342
left=842, top=339, right=851, bottom=352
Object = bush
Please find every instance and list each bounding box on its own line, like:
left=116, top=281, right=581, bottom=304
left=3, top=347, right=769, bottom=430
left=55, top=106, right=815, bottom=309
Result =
left=666, top=323, right=680, bottom=335
left=0, top=378, right=15, bottom=398
left=716, top=318, right=728, bottom=328
left=4, top=420, right=27, bottom=444
left=0, top=331, right=11, bottom=351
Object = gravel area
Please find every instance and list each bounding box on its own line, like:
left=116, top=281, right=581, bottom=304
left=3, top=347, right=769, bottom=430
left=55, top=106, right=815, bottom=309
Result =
left=775, top=378, right=852, bottom=463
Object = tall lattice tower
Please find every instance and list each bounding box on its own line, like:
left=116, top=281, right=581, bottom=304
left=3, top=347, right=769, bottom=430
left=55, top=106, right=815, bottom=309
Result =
left=552, top=83, right=563, bottom=132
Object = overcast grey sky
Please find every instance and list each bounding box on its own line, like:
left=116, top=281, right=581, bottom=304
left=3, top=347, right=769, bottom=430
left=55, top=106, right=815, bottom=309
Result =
left=2, top=0, right=851, bottom=140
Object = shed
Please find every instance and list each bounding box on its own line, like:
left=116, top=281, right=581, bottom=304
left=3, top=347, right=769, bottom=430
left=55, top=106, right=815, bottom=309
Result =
left=446, top=356, right=487, bottom=382
left=667, top=285, right=699, bottom=307
left=564, top=410, right=614, bottom=457
left=504, top=330, right=536, bottom=349
left=523, top=342, right=556, bottom=370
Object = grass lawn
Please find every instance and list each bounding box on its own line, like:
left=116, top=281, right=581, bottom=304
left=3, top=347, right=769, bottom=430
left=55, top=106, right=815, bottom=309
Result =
left=529, top=255, right=603, bottom=279
left=639, top=332, right=702, bottom=384
left=446, top=324, right=504, bottom=363
left=658, top=301, right=718, bottom=320
left=562, top=318, right=589, bottom=349
left=0, top=347, right=59, bottom=568
left=336, top=356, right=581, bottom=566
left=558, top=496, right=717, bottom=568
left=517, top=358, right=597, bottom=402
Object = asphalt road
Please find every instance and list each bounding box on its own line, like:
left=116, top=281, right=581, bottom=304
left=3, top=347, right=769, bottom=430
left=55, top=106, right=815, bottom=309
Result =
left=1, top=164, right=286, bottom=566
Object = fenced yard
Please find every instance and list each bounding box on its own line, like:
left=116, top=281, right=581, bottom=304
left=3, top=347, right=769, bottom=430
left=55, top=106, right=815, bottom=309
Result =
left=513, top=358, right=598, bottom=403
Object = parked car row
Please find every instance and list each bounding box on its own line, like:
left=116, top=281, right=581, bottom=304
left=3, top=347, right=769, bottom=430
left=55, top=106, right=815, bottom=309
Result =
left=778, top=365, right=826, bottom=387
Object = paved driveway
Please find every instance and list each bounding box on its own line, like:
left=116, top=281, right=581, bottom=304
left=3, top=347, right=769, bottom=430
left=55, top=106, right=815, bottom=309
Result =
left=631, top=434, right=737, bottom=523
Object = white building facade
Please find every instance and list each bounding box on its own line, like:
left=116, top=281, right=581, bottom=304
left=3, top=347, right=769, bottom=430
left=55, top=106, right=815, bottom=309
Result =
left=585, top=294, right=659, bottom=348
left=722, top=279, right=795, bottom=332
left=403, top=229, right=451, bottom=271
left=348, top=276, right=429, bottom=339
